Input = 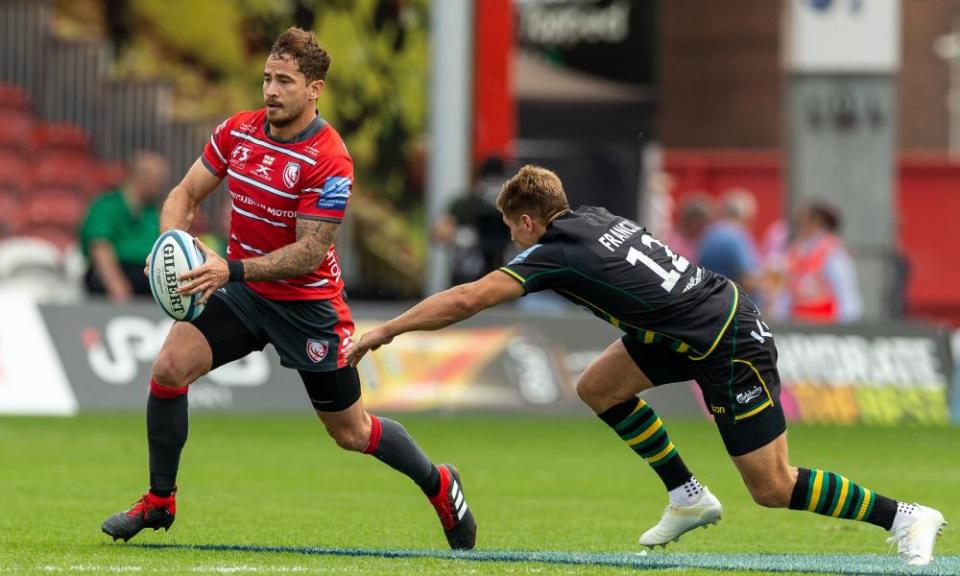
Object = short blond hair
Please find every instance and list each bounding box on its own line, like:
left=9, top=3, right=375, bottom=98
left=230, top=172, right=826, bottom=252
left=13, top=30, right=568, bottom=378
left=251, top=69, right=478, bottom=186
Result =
left=496, top=165, right=569, bottom=222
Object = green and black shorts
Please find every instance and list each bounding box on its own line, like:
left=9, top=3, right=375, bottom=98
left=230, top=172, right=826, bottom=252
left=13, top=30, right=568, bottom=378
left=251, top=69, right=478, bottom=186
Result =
left=621, top=286, right=786, bottom=457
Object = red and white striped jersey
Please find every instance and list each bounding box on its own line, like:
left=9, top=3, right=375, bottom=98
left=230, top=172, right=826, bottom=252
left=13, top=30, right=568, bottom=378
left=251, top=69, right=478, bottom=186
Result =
left=201, top=109, right=353, bottom=300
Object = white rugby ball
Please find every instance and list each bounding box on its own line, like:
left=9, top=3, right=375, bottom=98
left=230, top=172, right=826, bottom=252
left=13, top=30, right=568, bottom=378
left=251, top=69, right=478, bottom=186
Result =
left=148, top=229, right=207, bottom=321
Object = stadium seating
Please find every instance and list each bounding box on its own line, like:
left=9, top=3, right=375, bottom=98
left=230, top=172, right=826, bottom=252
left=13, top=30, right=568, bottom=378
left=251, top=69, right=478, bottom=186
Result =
left=0, top=83, right=109, bottom=259
left=0, top=149, right=29, bottom=195
left=32, top=121, right=91, bottom=155
left=0, top=193, right=22, bottom=236
left=0, top=84, right=30, bottom=112
left=0, top=235, right=82, bottom=302
left=19, top=190, right=88, bottom=250
left=0, top=109, right=34, bottom=153
left=32, top=153, right=99, bottom=197
left=97, top=161, right=126, bottom=191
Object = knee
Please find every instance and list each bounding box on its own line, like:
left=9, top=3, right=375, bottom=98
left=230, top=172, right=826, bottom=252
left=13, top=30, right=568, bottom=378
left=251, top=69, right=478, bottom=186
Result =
left=575, top=378, right=592, bottom=403
left=152, top=352, right=188, bottom=388
left=576, top=375, right=634, bottom=414
left=575, top=375, right=606, bottom=410
left=324, top=420, right=371, bottom=452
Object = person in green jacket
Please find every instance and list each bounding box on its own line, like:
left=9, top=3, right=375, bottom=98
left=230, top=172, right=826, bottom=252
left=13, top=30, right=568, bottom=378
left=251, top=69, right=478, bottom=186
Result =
left=79, top=151, right=168, bottom=300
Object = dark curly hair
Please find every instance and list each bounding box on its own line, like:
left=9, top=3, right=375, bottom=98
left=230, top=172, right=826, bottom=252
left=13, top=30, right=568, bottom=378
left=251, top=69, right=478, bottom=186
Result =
left=270, top=27, right=331, bottom=82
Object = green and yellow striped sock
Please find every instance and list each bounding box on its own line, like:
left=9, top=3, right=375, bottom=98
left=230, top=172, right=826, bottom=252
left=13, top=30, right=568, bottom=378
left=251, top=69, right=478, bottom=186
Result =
left=598, top=397, right=692, bottom=490
left=789, top=468, right=897, bottom=529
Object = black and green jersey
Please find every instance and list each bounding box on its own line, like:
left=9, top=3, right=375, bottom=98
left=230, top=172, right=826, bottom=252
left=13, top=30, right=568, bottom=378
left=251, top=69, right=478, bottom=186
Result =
left=500, top=206, right=738, bottom=358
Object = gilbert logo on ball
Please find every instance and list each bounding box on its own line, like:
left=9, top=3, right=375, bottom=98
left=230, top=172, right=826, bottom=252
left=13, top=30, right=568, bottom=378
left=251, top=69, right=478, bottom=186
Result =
left=148, top=230, right=207, bottom=321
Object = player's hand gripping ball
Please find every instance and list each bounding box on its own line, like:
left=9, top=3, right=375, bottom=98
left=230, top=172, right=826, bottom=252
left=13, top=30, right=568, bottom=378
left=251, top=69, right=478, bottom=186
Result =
left=148, top=230, right=207, bottom=321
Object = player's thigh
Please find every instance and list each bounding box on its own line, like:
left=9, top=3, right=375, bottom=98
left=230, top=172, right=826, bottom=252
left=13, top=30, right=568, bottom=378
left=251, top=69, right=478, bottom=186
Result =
left=191, top=291, right=267, bottom=369
left=152, top=321, right=214, bottom=387
left=577, top=337, right=681, bottom=411
left=153, top=292, right=265, bottom=387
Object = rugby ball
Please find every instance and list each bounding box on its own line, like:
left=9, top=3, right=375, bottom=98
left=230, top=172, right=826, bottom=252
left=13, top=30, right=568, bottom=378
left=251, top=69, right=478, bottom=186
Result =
left=148, top=229, right=207, bottom=321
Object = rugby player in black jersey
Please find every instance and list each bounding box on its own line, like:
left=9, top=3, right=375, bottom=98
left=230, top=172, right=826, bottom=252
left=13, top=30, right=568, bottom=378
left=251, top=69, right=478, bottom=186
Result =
left=347, top=165, right=945, bottom=566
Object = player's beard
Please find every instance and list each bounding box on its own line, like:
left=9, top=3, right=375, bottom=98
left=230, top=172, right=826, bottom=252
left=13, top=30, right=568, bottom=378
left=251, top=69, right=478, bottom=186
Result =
left=267, top=101, right=303, bottom=128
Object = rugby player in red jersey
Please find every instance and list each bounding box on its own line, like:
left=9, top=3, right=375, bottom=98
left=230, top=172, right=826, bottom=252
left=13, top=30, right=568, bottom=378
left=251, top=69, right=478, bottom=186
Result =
left=101, top=27, right=476, bottom=550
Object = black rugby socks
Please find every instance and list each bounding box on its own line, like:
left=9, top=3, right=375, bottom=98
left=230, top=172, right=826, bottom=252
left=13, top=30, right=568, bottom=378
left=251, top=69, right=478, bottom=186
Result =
left=147, top=379, right=189, bottom=497
left=364, top=415, right=440, bottom=496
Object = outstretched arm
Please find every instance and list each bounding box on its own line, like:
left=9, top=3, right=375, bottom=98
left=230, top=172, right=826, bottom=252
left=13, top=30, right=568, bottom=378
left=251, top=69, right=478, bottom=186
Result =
left=346, top=270, right=525, bottom=366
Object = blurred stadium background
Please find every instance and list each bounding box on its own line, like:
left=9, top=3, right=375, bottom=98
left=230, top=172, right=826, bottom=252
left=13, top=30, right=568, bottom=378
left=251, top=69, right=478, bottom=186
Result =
left=1, top=0, right=959, bottom=574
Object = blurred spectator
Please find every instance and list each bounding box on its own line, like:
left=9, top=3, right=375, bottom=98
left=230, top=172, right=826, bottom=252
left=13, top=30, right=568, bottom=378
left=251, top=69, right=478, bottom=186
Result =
left=697, top=188, right=761, bottom=297
left=780, top=201, right=863, bottom=324
left=664, top=192, right=713, bottom=264
left=79, top=151, right=168, bottom=301
left=194, top=197, right=230, bottom=258
left=432, top=156, right=512, bottom=285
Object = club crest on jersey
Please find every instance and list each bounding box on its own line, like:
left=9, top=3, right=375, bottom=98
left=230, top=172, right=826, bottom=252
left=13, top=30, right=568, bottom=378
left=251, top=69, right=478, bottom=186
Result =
left=306, top=339, right=330, bottom=363
left=283, top=161, right=301, bottom=188
left=230, top=144, right=252, bottom=169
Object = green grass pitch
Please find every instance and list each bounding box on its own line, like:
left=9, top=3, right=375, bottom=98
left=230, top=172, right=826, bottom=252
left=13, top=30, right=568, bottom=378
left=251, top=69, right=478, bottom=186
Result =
left=1, top=413, right=958, bottom=575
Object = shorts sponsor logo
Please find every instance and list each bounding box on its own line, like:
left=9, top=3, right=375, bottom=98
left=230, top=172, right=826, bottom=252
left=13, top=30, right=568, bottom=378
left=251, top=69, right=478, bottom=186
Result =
left=283, top=161, right=301, bottom=189
left=750, top=319, right=773, bottom=344
left=306, top=338, right=330, bottom=363
left=736, top=385, right=763, bottom=405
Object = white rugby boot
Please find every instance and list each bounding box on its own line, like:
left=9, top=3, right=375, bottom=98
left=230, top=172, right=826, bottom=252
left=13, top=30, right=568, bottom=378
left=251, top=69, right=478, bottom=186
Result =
left=886, top=504, right=946, bottom=566
left=638, top=486, right=723, bottom=548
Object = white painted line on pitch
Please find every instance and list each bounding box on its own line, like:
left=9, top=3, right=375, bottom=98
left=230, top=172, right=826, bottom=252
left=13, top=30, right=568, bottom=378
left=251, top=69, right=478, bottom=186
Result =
left=132, top=543, right=960, bottom=576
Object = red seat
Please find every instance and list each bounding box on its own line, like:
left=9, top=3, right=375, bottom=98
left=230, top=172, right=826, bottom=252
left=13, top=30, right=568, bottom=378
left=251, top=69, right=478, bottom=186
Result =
left=33, top=122, right=90, bottom=154
left=0, top=84, right=31, bottom=112
left=22, top=190, right=87, bottom=229
left=0, top=150, right=29, bottom=193
left=97, top=161, right=126, bottom=191
left=0, top=193, right=24, bottom=236
left=32, top=154, right=97, bottom=196
left=0, top=110, right=34, bottom=153
left=18, top=224, right=77, bottom=251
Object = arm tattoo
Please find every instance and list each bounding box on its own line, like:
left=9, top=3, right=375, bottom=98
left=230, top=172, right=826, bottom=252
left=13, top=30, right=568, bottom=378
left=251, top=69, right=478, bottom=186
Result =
left=242, top=218, right=340, bottom=282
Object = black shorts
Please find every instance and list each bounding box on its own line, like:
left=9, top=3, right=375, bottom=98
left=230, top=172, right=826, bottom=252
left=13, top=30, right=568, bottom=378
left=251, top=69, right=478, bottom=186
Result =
left=189, top=283, right=361, bottom=412
left=621, top=287, right=786, bottom=456
left=203, top=282, right=354, bottom=372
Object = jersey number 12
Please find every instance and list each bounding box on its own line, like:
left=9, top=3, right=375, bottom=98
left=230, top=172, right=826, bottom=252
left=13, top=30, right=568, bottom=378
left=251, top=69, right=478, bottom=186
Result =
left=626, top=234, right=690, bottom=292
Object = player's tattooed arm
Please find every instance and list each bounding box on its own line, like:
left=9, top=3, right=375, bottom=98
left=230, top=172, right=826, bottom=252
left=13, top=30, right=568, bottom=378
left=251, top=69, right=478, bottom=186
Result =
left=242, top=218, right=339, bottom=282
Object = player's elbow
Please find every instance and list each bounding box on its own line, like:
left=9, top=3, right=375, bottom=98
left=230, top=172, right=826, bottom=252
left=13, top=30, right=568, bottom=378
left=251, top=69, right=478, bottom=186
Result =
left=448, top=284, right=486, bottom=318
